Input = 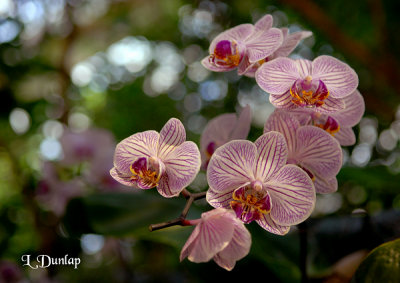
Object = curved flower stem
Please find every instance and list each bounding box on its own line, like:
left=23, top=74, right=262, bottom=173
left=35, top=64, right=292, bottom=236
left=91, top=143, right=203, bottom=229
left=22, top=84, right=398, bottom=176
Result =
left=148, top=189, right=207, bottom=232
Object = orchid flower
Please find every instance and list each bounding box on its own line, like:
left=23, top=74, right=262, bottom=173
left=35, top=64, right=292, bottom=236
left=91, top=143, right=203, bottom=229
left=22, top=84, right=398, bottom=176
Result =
left=290, top=90, right=365, bottom=146
left=180, top=208, right=251, bottom=271
left=255, top=55, right=358, bottom=113
left=200, top=105, right=251, bottom=169
left=240, top=23, right=312, bottom=77
left=206, top=131, right=315, bottom=235
left=202, top=14, right=283, bottom=74
left=264, top=110, right=342, bottom=194
left=110, top=118, right=201, bottom=198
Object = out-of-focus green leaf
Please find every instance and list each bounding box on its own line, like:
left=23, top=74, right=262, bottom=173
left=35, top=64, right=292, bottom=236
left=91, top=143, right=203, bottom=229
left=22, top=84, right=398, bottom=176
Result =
left=63, top=191, right=203, bottom=248
left=352, top=238, right=400, bottom=283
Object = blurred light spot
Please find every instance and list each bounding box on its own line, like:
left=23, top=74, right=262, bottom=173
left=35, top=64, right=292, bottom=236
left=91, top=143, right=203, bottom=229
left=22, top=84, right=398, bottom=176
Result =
left=346, top=186, right=367, bottom=205
left=342, top=148, right=349, bottom=165
left=359, top=117, right=378, bottom=145
left=107, top=36, right=152, bottom=73
left=187, top=114, right=206, bottom=134
left=42, top=120, right=64, bottom=139
left=9, top=108, right=31, bottom=135
left=390, top=120, right=400, bottom=137
left=40, top=138, right=62, bottom=160
left=351, top=143, right=371, bottom=167
left=89, top=73, right=110, bottom=92
left=154, top=42, right=184, bottom=72
left=0, top=20, right=20, bottom=43
left=81, top=234, right=105, bottom=255
left=378, top=129, right=398, bottom=151
left=179, top=7, right=214, bottom=38
left=314, top=193, right=342, bottom=215
left=68, top=112, right=91, bottom=132
left=72, top=0, right=109, bottom=26
left=182, top=44, right=204, bottom=65
left=168, top=82, right=186, bottom=101
left=0, top=0, right=15, bottom=17
left=71, top=62, right=94, bottom=87
left=184, top=93, right=202, bottom=112
left=150, top=66, right=178, bottom=94
left=187, top=61, right=209, bottom=82
left=17, top=0, right=44, bottom=24
left=199, top=80, right=227, bottom=101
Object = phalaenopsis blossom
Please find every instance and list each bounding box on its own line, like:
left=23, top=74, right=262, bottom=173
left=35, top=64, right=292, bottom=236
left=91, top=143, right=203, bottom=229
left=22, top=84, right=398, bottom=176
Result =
left=201, top=14, right=283, bottom=74
left=180, top=208, right=251, bottom=271
left=206, top=131, right=315, bottom=235
left=264, top=110, right=342, bottom=193
left=289, top=90, right=365, bottom=146
left=200, top=105, right=251, bottom=169
left=255, top=55, right=358, bottom=113
left=110, top=118, right=201, bottom=197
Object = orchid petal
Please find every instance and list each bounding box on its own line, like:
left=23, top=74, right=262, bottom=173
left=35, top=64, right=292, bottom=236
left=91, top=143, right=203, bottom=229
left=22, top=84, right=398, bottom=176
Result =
left=316, top=96, right=346, bottom=113
left=246, top=28, right=283, bottom=63
left=264, top=110, right=299, bottom=154
left=230, top=105, right=252, bottom=140
left=110, top=167, right=135, bottom=187
left=256, top=213, right=291, bottom=235
left=255, top=57, right=300, bottom=95
left=266, top=164, right=315, bottom=226
left=206, top=188, right=236, bottom=209
left=332, top=90, right=365, bottom=127
left=201, top=56, right=236, bottom=72
left=209, top=24, right=253, bottom=54
left=207, top=140, right=256, bottom=194
left=295, top=126, right=342, bottom=179
left=269, top=92, right=297, bottom=109
left=254, top=132, right=288, bottom=182
left=314, top=176, right=338, bottom=194
left=254, top=14, right=273, bottom=30
left=157, top=141, right=200, bottom=198
left=158, top=118, right=186, bottom=160
left=213, top=220, right=252, bottom=271
left=271, top=30, right=312, bottom=59
left=180, top=209, right=235, bottom=263
left=295, top=59, right=313, bottom=78
left=113, top=130, right=159, bottom=174
left=312, top=55, right=358, bottom=98
left=334, top=127, right=356, bottom=146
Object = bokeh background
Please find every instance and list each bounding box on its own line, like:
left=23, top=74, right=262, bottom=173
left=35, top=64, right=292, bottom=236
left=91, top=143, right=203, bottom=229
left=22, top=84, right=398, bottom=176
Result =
left=0, top=0, right=400, bottom=282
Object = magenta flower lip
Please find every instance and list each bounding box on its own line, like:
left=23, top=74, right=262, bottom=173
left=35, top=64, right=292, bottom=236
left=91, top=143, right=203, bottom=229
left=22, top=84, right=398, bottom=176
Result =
left=110, top=118, right=201, bottom=198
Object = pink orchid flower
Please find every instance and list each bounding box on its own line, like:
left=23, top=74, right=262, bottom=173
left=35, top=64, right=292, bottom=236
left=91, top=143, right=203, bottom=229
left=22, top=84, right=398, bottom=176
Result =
left=200, top=105, right=251, bottom=169
left=289, top=90, right=365, bottom=146
left=264, top=110, right=342, bottom=194
left=201, top=14, right=283, bottom=74
left=206, top=131, right=315, bottom=235
left=255, top=55, right=358, bottom=113
left=180, top=208, right=251, bottom=271
left=240, top=19, right=312, bottom=77
left=110, top=118, right=201, bottom=198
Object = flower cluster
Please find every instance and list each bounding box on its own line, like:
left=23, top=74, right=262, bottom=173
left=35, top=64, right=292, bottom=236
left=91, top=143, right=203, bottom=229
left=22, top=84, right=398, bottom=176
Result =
left=110, top=14, right=364, bottom=271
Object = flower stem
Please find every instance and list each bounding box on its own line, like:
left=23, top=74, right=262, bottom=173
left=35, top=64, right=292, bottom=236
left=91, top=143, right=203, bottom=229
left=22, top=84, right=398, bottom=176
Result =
left=148, top=190, right=206, bottom=231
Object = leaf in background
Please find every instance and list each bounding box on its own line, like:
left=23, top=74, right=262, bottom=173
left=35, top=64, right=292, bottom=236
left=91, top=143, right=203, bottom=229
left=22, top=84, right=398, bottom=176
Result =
left=352, top=238, right=400, bottom=283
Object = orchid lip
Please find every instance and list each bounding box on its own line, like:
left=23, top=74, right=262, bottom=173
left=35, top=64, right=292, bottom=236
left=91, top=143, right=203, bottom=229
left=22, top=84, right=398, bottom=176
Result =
left=314, top=116, right=340, bottom=136
left=209, top=40, right=241, bottom=68
left=130, top=157, right=163, bottom=188
left=230, top=184, right=271, bottom=224
left=290, top=78, right=329, bottom=108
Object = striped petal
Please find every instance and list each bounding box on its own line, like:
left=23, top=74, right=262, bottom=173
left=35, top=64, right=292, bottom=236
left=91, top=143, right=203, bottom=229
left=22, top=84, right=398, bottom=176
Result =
left=180, top=208, right=235, bottom=263
left=295, top=126, right=342, bottom=179
left=158, top=118, right=186, bottom=160
left=207, top=140, right=256, bottom=194
left=113, top=130, right=159, bottom=174
left=334, top=127, right=356, bottom=146
left=157, top=141, right=200, bottom=198
left=314, top=176, right=338, bottom=194
left=213, top=219, right=252, bottom=271
left=264, top=110, right=299, bottom=155
left=331, top=90, right=365, bottom=127
left=209, top=24, right=253, bottom=54
left=254, top=14, right=273, bottom=30
left=201, top=56, right=236, bottom=72
left=245, top=28, right=283, bottom=63
left=294, top=59, right=313, bottom=78
left=206, top=188, right=236, bottom=209
left=269, top=92, right=297, bottom=109
left=254, top=132, right=288, bottom=182
left=271, top=29, right=312, bottom=59
left=256, top=213, right=291, bottom=235
left=109, top=167, right=135, bottom=187
left=317, top=96, right=345, bottom=113
left=311, top=55, right=358, bottom=98
left=255, top=57, right=300, bottom=95
left=266, top=164, right=316, bottom=226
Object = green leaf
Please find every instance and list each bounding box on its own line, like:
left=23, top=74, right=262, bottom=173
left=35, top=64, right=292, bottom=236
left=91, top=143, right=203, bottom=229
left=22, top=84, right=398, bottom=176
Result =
left=353, top=238, right=400, bottom=283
